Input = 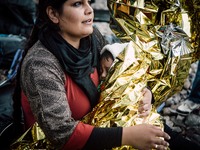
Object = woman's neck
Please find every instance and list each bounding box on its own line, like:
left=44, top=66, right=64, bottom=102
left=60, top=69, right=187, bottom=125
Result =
left=68, top=39, right=80, bottom=49
left=59, top=32, right=80, bottom=49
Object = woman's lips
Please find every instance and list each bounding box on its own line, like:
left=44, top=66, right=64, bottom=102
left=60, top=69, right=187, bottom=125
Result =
left=82, top=19, right=93, bottom=24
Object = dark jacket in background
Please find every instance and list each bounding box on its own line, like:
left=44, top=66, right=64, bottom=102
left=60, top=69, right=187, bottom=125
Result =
left=0, top=0, right=36, bottom=38
left=0, top=1, right=36, bottom=149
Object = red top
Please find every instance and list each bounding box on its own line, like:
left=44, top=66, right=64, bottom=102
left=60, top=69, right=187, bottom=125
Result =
left=21, top=68, right=99, bottom=150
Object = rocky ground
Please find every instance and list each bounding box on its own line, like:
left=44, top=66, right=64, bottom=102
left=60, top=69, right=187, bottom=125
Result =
left=160, top=62, right=200, bottom=146
left=92, top=0, right=200, bottom=147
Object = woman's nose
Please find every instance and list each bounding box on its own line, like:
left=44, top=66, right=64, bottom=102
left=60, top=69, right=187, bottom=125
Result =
left=85, top=2, right=93, bottom=15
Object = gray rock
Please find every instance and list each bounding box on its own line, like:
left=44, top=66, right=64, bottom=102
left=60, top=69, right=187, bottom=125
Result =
left=162, top=107, right=173, bottom=115
left=171, top=126, right=182, bottom=132
left=173, top=95, right=181, bottom=104
left=163, top=116, right=170, bottom=121
left=165, top=98, right=174, bottom=106
left=185, top=114, right=200, bottom=127
left=165, top=120, right=174, bottom=128
left=183, top=79, right=191, bottom=89
left=170, top=104, right=179, bottom=110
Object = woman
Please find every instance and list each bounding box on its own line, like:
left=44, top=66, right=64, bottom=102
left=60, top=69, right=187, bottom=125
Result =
left=19, top=0, right=170, bottom=150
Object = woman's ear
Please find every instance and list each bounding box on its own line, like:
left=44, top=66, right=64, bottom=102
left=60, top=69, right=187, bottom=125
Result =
left=46, top=6, right=59, bottom=23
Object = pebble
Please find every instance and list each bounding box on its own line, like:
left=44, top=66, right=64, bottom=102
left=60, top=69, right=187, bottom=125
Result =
left=183, top=78, right=191, bottom=89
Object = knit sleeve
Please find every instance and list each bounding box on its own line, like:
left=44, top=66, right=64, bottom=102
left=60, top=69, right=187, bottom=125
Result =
left=20, top=42, right=87, bottom=149
left=83, top=127, right=122, bottom=150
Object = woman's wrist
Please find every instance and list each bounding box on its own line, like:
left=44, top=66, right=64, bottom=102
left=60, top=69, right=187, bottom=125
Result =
left=122, top=127, right=135, bottom=146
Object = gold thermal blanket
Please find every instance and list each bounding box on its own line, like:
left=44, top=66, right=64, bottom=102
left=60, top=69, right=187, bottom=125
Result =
left=10, top=0, right=200, bottom=150
left=106, top=0, right=200, bottom=106
left=83, top=0, right=200, bottom=150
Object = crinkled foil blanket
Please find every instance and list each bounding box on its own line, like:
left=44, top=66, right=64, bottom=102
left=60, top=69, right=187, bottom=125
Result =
left=83, top=0, right=200, bottom=150
left=105, top=0, right=200, bottom=108
left=10, top=122, right=54, bottom=150
left=11, top=0, right=200, bottom=150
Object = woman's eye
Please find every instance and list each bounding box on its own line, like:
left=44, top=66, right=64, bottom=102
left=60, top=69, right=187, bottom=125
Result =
left=88, top=0, right=92, bottom=5
left=73, top=2, right=82, bottom=7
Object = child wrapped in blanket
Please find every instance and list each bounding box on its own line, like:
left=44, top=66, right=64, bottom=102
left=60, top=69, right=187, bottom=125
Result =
left=82, top=41, right=165, bottom=150
left=100, top=42, right=154, bottom=119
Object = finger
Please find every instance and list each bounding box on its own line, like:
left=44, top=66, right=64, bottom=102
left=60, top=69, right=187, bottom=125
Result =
left=141, top=90, right=146, bottom=95
left=138, top=104, right=151, bottom=113
left=141, top=87, right=148, bottom=94
left=153, top=127, right=171, bottom=142
left=154, top=130, right=171, bottom=140
left=154, top=144, right=158, bottom=149
left=150, top=138, right=168, bottom=150
left=154, top=138, right=169, bottom=149
left=139, top=100, right=147, bottom=105
left=139, top=110, right=150, bottom=117
left=140, top=96, right=152, bottom=105
left=154, top=144, right=168, bottom=150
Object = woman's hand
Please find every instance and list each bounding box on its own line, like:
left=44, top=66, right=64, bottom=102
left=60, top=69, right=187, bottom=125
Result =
left=122, top=124, right=170, bottom=150
left=138, top=88, right=152, bottom=117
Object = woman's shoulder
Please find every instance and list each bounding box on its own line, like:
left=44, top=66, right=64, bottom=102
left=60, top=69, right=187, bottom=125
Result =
left=26, top=41, right=55, bottom=59
left=24, top=41, right=58, bottom=64
left=92, top=26, right=108, bottom=50
left=22, top=41, right=64, bottom=74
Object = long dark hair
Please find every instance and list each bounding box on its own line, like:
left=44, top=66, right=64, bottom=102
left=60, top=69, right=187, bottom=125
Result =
left=13, top=0, right=67, bottom=127
left=25, top=0, right=67, bottom=52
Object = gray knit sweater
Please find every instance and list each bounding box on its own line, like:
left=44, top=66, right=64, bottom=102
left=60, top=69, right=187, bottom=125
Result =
left=21, top=41, right=77, bottom=148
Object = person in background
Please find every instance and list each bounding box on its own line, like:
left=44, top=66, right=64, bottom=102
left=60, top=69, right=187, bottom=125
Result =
left=0, top=0, right=36, bottom=38
left=0, top=1, right=36, bottom=149
left=177, top=62, right=200, bottom=115
left=16, top=0, right=170, bottom=150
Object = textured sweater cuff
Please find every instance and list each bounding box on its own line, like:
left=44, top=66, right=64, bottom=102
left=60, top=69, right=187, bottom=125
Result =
left=83, top=127, right=122, bottom=150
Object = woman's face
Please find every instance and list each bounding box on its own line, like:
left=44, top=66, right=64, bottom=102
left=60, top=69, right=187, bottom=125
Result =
left=52, top=0, right=94, bottom=44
